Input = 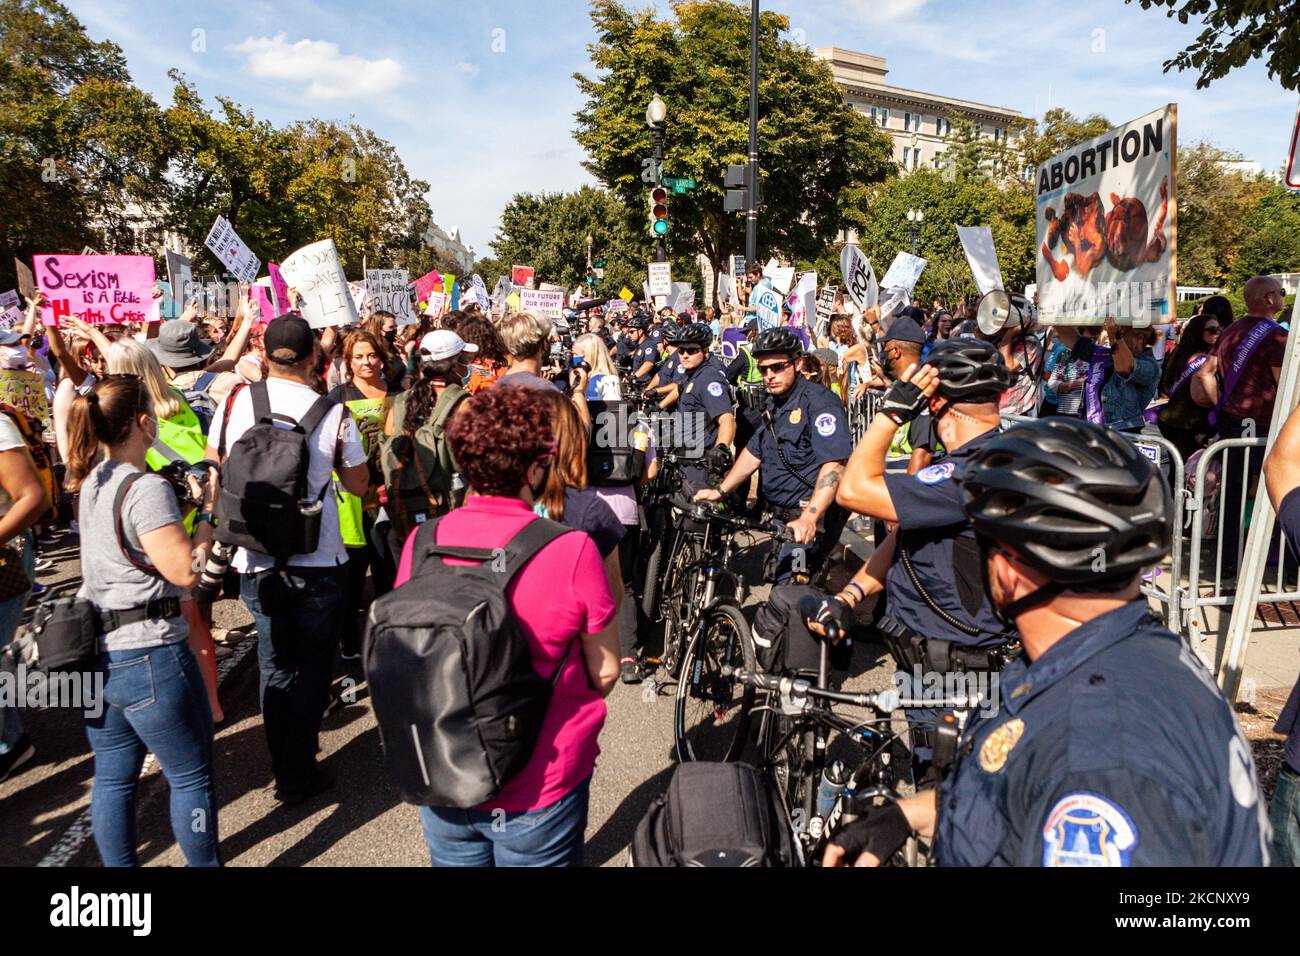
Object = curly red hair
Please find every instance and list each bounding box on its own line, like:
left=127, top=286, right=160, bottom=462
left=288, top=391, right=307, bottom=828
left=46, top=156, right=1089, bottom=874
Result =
left=446, top=384, right=555, bottom=498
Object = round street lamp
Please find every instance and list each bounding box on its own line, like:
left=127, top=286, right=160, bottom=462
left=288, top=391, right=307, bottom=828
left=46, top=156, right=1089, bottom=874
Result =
left=906, top=208, right=924, bottom=255
left=646, top=93, right=667, bottom=127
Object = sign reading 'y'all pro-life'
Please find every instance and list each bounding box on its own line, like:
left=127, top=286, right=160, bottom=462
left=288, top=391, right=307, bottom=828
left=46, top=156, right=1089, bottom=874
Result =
left=1035, top=104, right=1177, bottom=325
left=204, top=215, right=261, bottom=284
left=278, top=239, right=359, bottom=328
left=367, top=269, right=414, bottom=324
left=33, top=254, right=161, bottom=326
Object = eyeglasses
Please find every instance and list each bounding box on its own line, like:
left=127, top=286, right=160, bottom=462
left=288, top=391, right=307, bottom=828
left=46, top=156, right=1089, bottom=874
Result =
left=759, top=360, right=793, bottom=376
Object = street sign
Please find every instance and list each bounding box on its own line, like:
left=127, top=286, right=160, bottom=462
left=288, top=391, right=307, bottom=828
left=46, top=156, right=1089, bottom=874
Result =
left=648, top=261, right=672, bottom=296
left=664, top=176, right=696, bottom=194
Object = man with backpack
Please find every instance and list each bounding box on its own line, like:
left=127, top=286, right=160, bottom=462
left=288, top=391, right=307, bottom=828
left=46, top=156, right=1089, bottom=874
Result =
left=206, top=314, right=369, bottom=803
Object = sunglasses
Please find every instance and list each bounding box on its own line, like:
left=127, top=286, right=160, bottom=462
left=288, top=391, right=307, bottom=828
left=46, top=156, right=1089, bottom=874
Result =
left=677, top=346, right=704, bottom=356
left=759, top=360, right=793, bottom=376
left=1204, top=326, right=1221, bottom=335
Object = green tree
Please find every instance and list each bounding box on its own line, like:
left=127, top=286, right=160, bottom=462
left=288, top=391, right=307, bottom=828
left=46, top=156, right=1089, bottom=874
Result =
left=1230, top=183, right=1300, bottom=284
left=572, top=0, right=895, bottom=288
left=0, top=0, right=173, bottom=287
left=1010, top=108, right=1113, bottom=187
left=476, top=185, right=669, bottom=295
left=1175, top=142, right=1272, bottom=286
left=1130, top=0, right=1300, bottom=91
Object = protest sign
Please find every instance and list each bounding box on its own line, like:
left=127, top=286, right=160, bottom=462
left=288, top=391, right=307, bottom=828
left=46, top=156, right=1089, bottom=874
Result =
left=764, top=263, right=795, bottom=296
left=491, top=276, right=511, bottom=312
left=618, top=287, right=634, bottom=303
left=250, top=279, right=276, bottom=324
left=506, top=291, right=521, bottom=312
left=0, top=306, right=23, bottom=329
left=423, top=291, right=447, bottom=317
left=1035, top=104, right=1176, bottom=324
left=519, top=288, right=564, bottom=318
left=204, top=215, right=261, bottom=284
left=716, top=274, right=736, bottom=308
left=788, top=272, right=817, bottom=328
left=730, top=255, right=746, bottom=278
left=879, top=252, right=927, bottom=295
left=648, top=262, right=672, bottom=296
left=278, top=239, right=359, bottom=328
left=267, top=262, right=290, bottom=315
left=469, top=274, right=491, bottom=311
left=751, top=282, right=782, bottom=331
left=816, top=284, right=838, bottom=331
left=606, top=297, right=628, bottom=314
left=414, top=269, right=441, bottom=308
left=367, top=269, right=414, bottom=324
left=669, top=283, right=694, bottom=314
left=512, top=265, right=535, bottom=289
left=0, top=290, right=19, bottom=312
left=33, top=254, right=160, bottom=326
left=839, top=245, right=877, bottom=311
left=14, top=260, right=36, bottom=301
left=348, top=281, right=369, bottom=316
left=165, top=250, right=193, bottom=318
left=0, top=369, right=49, bottom=422
left=956, top=226, right=1004, bottom=297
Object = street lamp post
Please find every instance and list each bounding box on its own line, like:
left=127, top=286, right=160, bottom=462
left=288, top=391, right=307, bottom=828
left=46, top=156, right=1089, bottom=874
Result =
left=906, top=208, right=924, bottom=256
left=646, top=94, right=668, bottom=263
left=746, top=0, right=759, bottom=268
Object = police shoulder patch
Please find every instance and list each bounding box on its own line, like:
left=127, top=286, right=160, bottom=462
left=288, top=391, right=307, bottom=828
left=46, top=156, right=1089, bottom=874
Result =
left=707, top=381, right=725, bottom=398
left=1041, top=792, right=1138, bottom=867
left=814, top=412, right=837, bottom=437
left=916, top=462, right=955, bottom=485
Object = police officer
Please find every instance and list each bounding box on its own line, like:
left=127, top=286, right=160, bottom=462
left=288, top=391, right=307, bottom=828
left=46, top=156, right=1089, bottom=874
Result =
left=695, top=327, right=849, bottom=585
left=626, top=314, right=660, bottom=386
left=825, top=418, right=1271, bottom=867
left=668, top=322, right=735, bottom=493
left=725, top=323, right=765, bottom=455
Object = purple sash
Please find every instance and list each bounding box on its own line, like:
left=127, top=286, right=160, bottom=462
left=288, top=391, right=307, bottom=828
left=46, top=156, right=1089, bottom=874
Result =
left=1169, top=353, right=1208, bottom=397
left=1209, top=317, right=1278, bottom=428
left=1084, top=345, right=1111, bottom=425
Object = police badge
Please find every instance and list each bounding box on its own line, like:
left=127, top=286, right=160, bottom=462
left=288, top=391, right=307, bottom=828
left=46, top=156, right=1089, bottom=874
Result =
left=978, top=718, right=1024, bottom=773
left=789, top=408, right=802, bottom=425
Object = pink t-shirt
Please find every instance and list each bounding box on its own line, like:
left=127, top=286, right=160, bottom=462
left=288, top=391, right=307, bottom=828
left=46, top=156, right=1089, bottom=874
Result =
left=393, top=495, right=617, bottom=813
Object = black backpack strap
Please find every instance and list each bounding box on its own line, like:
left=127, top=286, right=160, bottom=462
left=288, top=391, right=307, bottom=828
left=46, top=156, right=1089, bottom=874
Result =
left=113, top=471, right=161, bottom=575
left=501, top=517, right=577, bottom=584
left=216, top=381, right=248, bottom=460
left=250, top=379, right=272, bottom=423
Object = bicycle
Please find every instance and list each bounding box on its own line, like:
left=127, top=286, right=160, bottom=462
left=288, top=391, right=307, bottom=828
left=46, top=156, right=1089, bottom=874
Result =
left=723, top=605, right=980, bottom=865
left=663, top=501, right=792, bottom=763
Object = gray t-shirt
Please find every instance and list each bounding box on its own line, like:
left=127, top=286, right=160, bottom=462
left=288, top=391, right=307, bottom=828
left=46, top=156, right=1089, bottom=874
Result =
left=77, top=460, right=188, bottom=651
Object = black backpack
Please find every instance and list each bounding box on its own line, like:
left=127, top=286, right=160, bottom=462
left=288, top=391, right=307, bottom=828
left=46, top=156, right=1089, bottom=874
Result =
left=631, top=762, right=798, bottom=867
left=214, top=380, right=336, bottom=562
left=586, top=399, right=648, bottom=486
left=363, top=516, right=577, bottom=807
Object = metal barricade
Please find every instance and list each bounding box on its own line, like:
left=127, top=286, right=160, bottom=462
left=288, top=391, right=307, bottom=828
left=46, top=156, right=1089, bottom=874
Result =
left=1178, top=437, right=1300, bottom=642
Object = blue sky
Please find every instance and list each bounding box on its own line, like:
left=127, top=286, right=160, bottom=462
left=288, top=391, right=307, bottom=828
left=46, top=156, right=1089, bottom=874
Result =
left=65, top=0, right=1297, bottom=259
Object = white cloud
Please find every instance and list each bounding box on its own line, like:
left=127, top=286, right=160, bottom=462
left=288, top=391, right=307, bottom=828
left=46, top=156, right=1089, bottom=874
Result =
left=456, top=61, right=481, bottom=77
left=229, top=33, right=403, bottom=100
left=844, top=0, right=928, bottom=21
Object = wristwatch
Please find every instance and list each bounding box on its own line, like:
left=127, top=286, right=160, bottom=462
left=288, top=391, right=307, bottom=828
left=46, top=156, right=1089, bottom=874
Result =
left=195, top=511, right=215, bottom=526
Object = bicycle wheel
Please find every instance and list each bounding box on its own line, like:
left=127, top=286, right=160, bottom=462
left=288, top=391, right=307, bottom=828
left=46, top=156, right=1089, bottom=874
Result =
left=674, top=602, right=756, bottom=763
left=660, top=534, right=701, bottom=675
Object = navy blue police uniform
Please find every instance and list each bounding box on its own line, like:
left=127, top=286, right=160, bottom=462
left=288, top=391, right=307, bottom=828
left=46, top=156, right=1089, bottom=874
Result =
left=937, top=600, right=1271, bottom=866
left=676, top=359, right=734, bottom=493
left=745, top=375, right=851, bottom=583
left=632, top=337, right=661, bottom=386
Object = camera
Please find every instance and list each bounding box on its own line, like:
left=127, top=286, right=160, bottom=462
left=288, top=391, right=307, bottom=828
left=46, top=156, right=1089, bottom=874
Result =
left=193, top=539, right=236, bottom=607
left=156, top=459, right=219, bottom=507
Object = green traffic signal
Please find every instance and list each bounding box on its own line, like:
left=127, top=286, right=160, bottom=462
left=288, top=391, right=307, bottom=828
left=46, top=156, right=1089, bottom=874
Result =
left=653, top=220, right=668, bottom=236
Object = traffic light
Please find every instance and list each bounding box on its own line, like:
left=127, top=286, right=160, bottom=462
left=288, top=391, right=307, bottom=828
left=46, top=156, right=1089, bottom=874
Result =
left=649, top=186, right=669, bottom=237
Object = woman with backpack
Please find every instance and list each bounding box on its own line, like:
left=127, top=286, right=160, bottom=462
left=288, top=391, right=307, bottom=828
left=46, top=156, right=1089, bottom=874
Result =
left=381, top=330, right=475, bottom=547
left=329, top=330, right=399, bottom=661
left=390, top=383, right=619, bottom=866
left=64, top=374, right=221, bottom=866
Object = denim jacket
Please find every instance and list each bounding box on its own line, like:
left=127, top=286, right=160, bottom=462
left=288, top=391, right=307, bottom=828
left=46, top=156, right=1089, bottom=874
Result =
left=1101, top=349, right=1158, bottom=431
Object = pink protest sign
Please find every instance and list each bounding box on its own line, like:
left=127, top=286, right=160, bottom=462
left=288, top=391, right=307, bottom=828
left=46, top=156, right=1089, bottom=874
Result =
left=252, top=285, right=276, bottom=324
left=34, top=254, right=160, bottom=326
left=268, top=262, right=290, bottom=316
left=415, top=269, right=441, bottom=305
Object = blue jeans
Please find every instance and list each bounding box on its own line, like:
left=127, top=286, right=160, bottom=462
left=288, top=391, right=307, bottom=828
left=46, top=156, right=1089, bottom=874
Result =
left=84, top=642, right=219, bottom=867
left=1270, top=766, right=1300, bottom=866
left=419, top=777, right=591, bottom=867
left=240, top=565, right=345, bottom=791
left=0, top=531, right=35, bottom=754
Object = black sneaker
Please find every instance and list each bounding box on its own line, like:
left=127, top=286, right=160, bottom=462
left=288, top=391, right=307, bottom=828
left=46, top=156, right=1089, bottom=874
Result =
left=0, top=735, right=35, bottom=783
left=620, top=659, right=642, bottom=684
left=274, top=765, right=335, bottom=805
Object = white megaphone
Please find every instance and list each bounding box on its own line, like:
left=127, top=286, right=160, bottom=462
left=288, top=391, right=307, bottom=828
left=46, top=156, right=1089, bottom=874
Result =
left=975, top=289, right=1033, bottom=337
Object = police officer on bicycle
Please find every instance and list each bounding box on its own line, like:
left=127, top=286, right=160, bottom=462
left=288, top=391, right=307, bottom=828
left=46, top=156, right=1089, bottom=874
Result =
left=669, top=322, right=735, bottom=494
left=694, top=327, right=850, bottom=587
left=625, top=313, right=660, bottom=387
left=824, top=417, right=1271, bottom=867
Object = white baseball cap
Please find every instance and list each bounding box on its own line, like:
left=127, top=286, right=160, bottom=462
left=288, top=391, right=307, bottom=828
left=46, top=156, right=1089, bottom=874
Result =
left=418, top=329, right=478, bottom=361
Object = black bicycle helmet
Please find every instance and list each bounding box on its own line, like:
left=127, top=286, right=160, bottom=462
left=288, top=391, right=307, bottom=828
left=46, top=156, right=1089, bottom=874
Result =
left=924, top=338, right=1009, bottom=404
left=962, top=418, right=1171, bottom=587
left=751, top=326, right=803, bottom=358
left=625, top=313, right=649, bottom=330
left=667, top=322, right=712, bottom=347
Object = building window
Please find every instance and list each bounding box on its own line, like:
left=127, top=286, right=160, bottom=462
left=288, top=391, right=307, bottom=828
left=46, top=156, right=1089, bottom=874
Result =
left=880, top=107, right=889, bottom=127
left=904, top=111, right=912, bottom=130
left=870, top=105, right=878, bottom=124
left=902, top=147, right=910, bottom=168
left=913, top=149, right=921, bottom=170
left=914, top=113, right=923, bottom=132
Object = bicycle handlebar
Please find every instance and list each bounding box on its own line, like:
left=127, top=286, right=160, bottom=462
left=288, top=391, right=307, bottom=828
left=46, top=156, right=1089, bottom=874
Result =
left=677, top=500, right=794, bottom=540
left=719, top=665, right=977, bottom=712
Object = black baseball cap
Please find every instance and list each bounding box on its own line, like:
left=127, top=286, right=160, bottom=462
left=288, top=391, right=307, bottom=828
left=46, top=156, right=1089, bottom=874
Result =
left=884, top=316, right=927, bottom=346
left=264, top=314, right=315, bottom=365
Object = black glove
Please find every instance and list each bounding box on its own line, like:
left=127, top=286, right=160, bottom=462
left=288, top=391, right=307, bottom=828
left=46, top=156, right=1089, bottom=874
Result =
left=828, top=802, right=911, bottom=865
left=801, top=594, right=854, bottom=642
left=706, top=444, right=734, bottom=475
left=878, top=378, right=928, bottom=426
